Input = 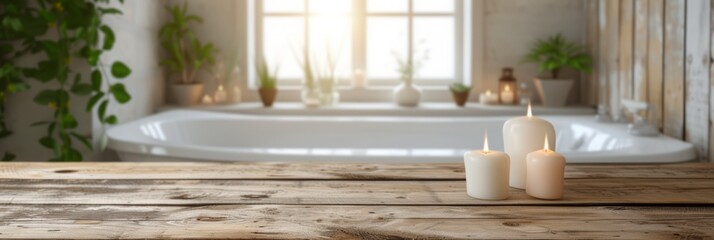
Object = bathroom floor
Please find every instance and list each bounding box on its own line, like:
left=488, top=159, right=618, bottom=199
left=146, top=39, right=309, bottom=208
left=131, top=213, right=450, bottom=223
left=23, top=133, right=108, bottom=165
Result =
left=1, top=162, right=712, bottom=238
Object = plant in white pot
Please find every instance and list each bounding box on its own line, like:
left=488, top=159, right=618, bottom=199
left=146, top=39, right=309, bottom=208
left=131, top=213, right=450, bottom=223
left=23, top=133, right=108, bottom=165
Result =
left=160, top=2, right=217, bottom=106
left=392, top=48, right=429, bottom=107
left=522, top=34, right=592, bottom=107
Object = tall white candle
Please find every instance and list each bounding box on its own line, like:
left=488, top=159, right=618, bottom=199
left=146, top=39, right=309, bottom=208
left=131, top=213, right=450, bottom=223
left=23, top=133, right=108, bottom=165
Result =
left=502, top=104, right=556, bottom=189
left=526, top=135, right=565, bottom=199
left=463, top=132, right=510, bottom=200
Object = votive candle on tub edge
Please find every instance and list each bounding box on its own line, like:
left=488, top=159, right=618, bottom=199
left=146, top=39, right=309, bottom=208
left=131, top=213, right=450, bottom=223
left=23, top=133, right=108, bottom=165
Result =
left=526, top=135, right=565, bottom=199
left=463, top=132, right=510, bottom=200
left=502, top=104, right=556, bottom=189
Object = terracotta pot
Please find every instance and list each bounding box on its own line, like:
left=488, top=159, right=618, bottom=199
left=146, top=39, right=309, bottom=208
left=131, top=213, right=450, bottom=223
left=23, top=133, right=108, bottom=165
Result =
left=451, top=91, right=470, bottom=107
left=258, top=88, right=277, bottom=107
left=171, top=83, right=204, bottom=106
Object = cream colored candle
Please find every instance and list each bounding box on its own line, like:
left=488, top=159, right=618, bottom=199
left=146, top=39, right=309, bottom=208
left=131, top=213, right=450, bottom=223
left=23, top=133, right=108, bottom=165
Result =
left=214, top=85, right=227, bottom=103
left=526, top=136, right=565, bottom=199
left=463, top=133, right=510, bottom=200
left=479, top=90, right=498, bottom=104
left=232, top=86, right=242, bottom=104
left=201, top=94, right=213, bottom=104
left=503, top=104, right=556, bottom=189
left=501, top=85, right=515, bottom=104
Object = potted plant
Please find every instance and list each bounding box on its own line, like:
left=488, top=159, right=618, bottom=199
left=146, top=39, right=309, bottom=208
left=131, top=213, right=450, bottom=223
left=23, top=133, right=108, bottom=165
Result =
left=160, top=2, right=216, bottom=106
left=449, top=83, right=471, bottom=107
left=522, top=34, right=592, bottom=106
left=256, top=59, right=278, bottom=107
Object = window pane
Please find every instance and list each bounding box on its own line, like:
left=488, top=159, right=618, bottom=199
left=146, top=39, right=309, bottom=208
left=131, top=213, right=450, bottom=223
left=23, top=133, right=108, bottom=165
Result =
left=413, top=17, right=454, bottom=79
left=367, top=0, right=407, bottom=13
left=264, top=0, right=304, bottom=13
left=367, top=17, right=408, bottom=79
left=309, top=16, right=351, bottom=78
left=263, top=17, right=304, bottom=80
left=309, top=0, right=351, bottom=14
left=413, top=0, right=454, bottom=13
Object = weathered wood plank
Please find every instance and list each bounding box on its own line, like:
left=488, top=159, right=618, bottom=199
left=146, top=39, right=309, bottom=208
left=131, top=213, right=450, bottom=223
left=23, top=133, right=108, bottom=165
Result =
left=1, top=162, right=712, bottom=180
left=633, top=0, right=648, bottom=102
left=663, top=0, right=686, bottom=139
left=711, top=0, right=714, bottom=163
left=647, top=0, right=664, bottom=130
left=0, top=205, right=712, bottom=239
left=606, top=0, right=621, bottom=118
left=685, top=0, right=712, bottom=162
left=619, top=0, right=635, bottom=102
left=0, top=178, right=711, bottom=206
left=585, top=0, right=599, bottom=106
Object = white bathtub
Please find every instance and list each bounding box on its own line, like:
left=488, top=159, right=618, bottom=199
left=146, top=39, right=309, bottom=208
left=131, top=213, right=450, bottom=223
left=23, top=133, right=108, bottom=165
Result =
left=107, top=109, right=695, bottom=163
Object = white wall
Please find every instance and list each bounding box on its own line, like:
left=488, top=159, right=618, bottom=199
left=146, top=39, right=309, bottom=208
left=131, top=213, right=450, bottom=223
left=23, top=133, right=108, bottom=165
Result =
left=1, top=0, right=165, bottom=161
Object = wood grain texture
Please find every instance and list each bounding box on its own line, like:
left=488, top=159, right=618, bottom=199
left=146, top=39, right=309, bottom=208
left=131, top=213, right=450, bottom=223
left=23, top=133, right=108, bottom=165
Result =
left=647, top=0, right=665, bottom=130
left=0, top=178, right=712, bottom=206
left=1, top=162, right=712, bottom=179
left=685, top=0, right=712, bottom=162
left=619, top=0, right=635, bottom=102
left=0, top=205, right=712, bottom=239
left=663, top=0, right=686, bottom=139
left=633, top=0, right=649, bottom=102
left=606, top=0, right=621, bottom=118
left=585, top=0, right=599, bottom=106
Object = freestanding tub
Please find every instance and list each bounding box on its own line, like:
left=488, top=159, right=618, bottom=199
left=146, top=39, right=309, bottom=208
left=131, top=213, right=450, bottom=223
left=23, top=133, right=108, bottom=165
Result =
left=107, top=109, right=696, bottom=163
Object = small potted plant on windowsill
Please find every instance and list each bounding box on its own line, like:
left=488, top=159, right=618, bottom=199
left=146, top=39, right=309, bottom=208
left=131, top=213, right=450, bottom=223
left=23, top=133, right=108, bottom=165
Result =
left=160, top=2, right=216, bottom=106
left=522, top=34, right=592, bottom=106
left=449, top=83, right=471, bottom=107
left=256, top=59, right=278, bottom=107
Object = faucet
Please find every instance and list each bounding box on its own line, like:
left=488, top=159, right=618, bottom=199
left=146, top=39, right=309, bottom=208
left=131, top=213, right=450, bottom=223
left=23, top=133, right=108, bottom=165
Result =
left=621, top=99, right=659, bottom=137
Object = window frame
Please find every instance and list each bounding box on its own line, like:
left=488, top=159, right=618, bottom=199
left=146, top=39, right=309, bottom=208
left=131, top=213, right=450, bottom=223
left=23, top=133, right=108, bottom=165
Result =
left=246, top=0, right=475, bottom=102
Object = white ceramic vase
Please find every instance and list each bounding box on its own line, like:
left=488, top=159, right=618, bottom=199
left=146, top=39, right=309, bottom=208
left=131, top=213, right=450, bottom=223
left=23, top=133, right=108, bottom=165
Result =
left=393, top=79, right=422, bottom=107
left=533, top=78, right=574, bottom=107
left=171, top=83, right=204, bottom=106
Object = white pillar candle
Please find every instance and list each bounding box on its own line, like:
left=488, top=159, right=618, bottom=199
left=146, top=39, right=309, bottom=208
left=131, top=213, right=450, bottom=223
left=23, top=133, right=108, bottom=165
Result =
left=526, top=135, right=566, bottom=199
left=214, top=85, right=227, bottom=103
left=463, top=132, right=510, bottom=200
left=501, top=85, right=515, bottom=104
left=479, top=90, right=498, bottom=105
left=503, top=104, right=556, bottom=189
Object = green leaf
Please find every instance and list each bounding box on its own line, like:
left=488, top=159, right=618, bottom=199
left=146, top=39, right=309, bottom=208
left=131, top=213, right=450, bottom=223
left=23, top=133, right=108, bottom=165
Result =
left=99, top=8, right=123, bottom=15
left=39, top=136, right=56, bottom=149
left=33, top=90, right=56, bottom=105
left=91, top=70, right=102, bottom=91
left=98, top=99, right=108, bottom=121
left=111, top=61, right=131, bottom=78
left=61, top=113, right=78, bottom=129
left=70, top=133, right=93, bottom=151
left=88, top=49, right=101, bottom=66
left=110, top=83, right=131, bottom=103
left=1, top=152, right=15, bottom=161
left=86, top=92, right=104, bottom=112
left=104, top=115, right=117, bottom=125
left=100, top=25, right=115, bottom=50
left=71, top=83, right=92, bottom=96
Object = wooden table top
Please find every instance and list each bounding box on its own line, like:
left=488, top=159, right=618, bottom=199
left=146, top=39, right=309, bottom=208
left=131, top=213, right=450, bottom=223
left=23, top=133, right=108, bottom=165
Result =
left=0, top=162, right=713, bottom=239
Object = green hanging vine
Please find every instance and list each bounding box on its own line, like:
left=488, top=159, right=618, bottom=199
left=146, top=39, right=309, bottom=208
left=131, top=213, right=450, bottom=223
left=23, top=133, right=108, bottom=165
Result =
left=0, top=0, right=132, bottom=161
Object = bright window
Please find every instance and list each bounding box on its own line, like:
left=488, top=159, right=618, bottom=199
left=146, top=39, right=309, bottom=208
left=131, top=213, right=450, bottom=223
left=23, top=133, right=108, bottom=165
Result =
left=251, top=0, right=468, bottom=87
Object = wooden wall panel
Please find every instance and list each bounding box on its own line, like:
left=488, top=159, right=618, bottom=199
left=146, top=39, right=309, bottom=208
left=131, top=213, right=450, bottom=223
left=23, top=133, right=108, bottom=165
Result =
left=710, top=0, right=714, bottom=163
left=597, top=0, right=610, bottom=110
left=606, top=0, right=621, bottom=118
left=685, top=0, right=711, bottom=161
left=585, top=0, right=599, bottom=106
left=633, top=0, right=648, bottom=102
left=647, top=0, right=664, bottom=130
left=619, top=0, right=635, bottom=103
left=662, top=0, right=686, bottom=139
